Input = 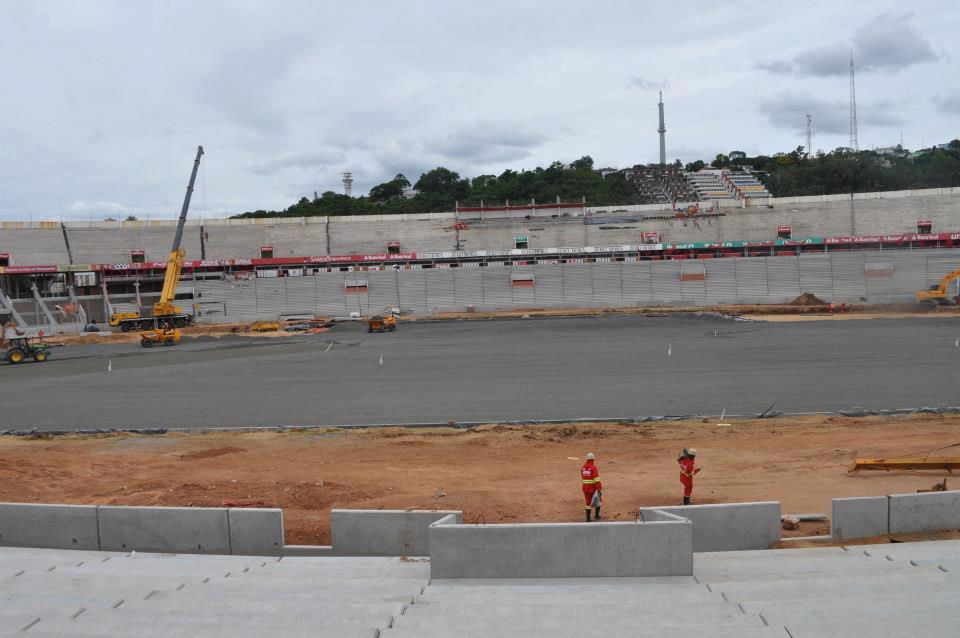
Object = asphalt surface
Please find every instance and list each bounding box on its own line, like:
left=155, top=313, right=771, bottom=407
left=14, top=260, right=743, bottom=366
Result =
left=1, top=315, right=958, bottom=431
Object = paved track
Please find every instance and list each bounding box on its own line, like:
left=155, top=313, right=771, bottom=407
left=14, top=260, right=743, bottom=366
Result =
left=1, top=315, right=958, bottom=431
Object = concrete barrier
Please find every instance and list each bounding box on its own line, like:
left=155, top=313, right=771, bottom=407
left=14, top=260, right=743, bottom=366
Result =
left=331, top=509, right=462, bottom=556
left=831, top=496, right=889, bottom=540
left=98, top=506, right=231, bottom=554
left=0, top=502, right=100, bottom=550
left=888, top=490, right=960, bottom=535
left=428, top=512, right=692, bottom=578
left=228, top=508, right=284, bottom=556
left=639, top=502, right=780, bottom=552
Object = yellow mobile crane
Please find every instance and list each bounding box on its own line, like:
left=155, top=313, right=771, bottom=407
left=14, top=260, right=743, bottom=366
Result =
left=916, top=267, right=960, bottom=307
left=138, top=145, right=204, bottom=348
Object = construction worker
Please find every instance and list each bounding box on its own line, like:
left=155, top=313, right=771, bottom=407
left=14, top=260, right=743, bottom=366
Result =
left=581, top=452, right=602, bottom=521
left=678, top=448, right=701, bottom=505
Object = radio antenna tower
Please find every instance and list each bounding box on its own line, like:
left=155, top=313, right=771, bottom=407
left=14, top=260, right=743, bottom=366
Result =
left=849, top=51, right=859, bottom=151
left=657, top=91, right=667, bottom=166
left=342, top=171, right=353, bottom=197
left=805, top=114, right=813, bottom=158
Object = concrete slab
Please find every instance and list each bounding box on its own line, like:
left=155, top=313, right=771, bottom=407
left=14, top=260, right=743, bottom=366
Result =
left=391, top=613, right=765, bottom=630
left=784, top=618, right=960, bottom=638
left=227, top=508, right=284, bottom=556
left=0, top=503, right=100, bottom=551
left=429, top=516, right=693, bottom=578
left=380, top=629, right=789, bottom=638
left=97, top=506, right=231, bottom=554
left=331, top=509, right=462, bottom=556
left=888, top=490, right=960, bottom=534
left=831, top=496, right=888, bottom=540
left=641, top=502, right=781, bottom=552
left=25, top=619, right=380, bottom=638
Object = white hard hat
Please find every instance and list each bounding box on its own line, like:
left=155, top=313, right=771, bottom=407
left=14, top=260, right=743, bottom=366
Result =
left=586, top=452, right=595, bottom=460
left=687, top=448, right=697, bottom=457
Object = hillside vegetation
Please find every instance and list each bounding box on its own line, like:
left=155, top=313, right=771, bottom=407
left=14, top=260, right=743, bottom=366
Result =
left=234, top=142, right=960, bottom=219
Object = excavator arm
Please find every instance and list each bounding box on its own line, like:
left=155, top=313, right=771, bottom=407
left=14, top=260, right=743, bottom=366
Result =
left=152, top=145, right=203, bottom=318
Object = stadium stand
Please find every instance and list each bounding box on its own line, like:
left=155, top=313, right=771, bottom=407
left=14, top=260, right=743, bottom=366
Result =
left=620, top=165, right=698, bottom=204
left=4, top=539, right=960, bottom=636
left=725, top=170, right=772, bottom=199
left=685, top=169, right=737, bottom=200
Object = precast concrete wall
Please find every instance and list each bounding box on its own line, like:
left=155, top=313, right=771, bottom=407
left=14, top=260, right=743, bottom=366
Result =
left=194, top=249, right=960, bottom=321
left=639, top=502, right=780, bottom=552
left=98, top=506, right=232, bottom=554
left=428, top=512, right=693, bottom=578
left=227, top=508, right=284, bottom=556
left=331, top=509, right=463, bottom=556
left=1, top=188, right=957, bottom=265
left=0, top=503, right=100, bottom=550
left=831, top=496, right=889, bottom=540
left=0, top=503, right=284, bottom=555
left=888, top=490, right=960, bottom=535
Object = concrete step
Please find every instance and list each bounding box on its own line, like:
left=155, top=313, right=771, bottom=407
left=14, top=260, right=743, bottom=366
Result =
left=20, top=620, right=379, bottom=638
left=391, top=613, right=765, bottom=631
left=698, top=563, right=943, bottom=582
left=115, top=599, right=405, bottom=617
left=61, top=608, right=396, bottom=629
left=741, top=588, right=960, bottom=613
left=415, top=591, right=722, bottom=605
left=717, top=573, right=960, bottom=602
left=761, top=599, right=960, bottom=626
left=424, top=582, right=709, bottom=594
left=148, top=588, right=417, bottom=605
left=784, top=617, right=960, bottom=638
left=380, top=628, right=789, bottom=638
left=404, top=601, right=738, bottom=617
left=429, top=576, right=698, bottom=586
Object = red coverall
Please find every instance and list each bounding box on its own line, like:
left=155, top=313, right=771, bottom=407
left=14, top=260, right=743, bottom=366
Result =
left=678, top=456, right=699, bottom=497
left=581, top=460, right=602, bottom=509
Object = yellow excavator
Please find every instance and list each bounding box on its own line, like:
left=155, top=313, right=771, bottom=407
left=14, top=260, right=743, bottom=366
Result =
left=138, top=145, right=204, bottom=348
left=916, top=267, right=960, bottom=308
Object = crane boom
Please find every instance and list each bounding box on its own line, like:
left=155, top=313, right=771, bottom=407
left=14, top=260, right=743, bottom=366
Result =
left=153, top=145, right=203, bottom=318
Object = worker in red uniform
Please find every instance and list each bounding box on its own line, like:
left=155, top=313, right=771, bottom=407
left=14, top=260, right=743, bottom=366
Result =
left=678, top=448, right=701, bottom=505
left=581, top=452, right=602, bottom=521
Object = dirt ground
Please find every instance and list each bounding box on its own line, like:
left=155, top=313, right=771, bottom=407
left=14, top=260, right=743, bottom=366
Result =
left=2, top=414, right=959, bottom=545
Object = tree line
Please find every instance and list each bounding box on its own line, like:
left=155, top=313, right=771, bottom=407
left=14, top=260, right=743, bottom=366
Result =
left=233, top=141, right=960, bottom=219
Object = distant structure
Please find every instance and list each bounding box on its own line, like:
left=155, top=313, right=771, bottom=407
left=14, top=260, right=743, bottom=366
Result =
left=342, top=171, right=353, bottom=197
left=805, top=114, right=813, bottom=159
left=849, top=51, right=859, bottom=151
left=657, top=91, right=667, bottom=166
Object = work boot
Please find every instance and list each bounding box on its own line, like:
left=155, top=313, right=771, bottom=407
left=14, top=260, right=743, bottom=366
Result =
left=585, top=509, right=592, bottom=522
left=594, top=506, right=602, bottom=520
left=683, top=496, right=691, bottom=505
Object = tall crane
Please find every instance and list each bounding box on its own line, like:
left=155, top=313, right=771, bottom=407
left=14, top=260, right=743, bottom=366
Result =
left=139, top=145, right=204, bottom=347
left=109, top=146, right=203, bottom=336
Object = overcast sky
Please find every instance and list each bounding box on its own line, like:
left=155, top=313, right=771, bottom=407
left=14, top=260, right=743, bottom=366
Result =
left=1, top=1, right=957, bottom=220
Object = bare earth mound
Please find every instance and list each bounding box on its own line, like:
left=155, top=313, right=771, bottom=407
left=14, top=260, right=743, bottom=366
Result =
left=791, top=292, right=827, bottom=306
left=2, top=414, right=958, bottom=545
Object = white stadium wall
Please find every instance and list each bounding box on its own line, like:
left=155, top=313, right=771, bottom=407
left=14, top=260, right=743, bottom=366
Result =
left=1, top=188, right=958, bottom=265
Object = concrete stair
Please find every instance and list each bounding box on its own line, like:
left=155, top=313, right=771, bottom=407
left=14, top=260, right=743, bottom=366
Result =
left=5, top=539, right=960, bottom=637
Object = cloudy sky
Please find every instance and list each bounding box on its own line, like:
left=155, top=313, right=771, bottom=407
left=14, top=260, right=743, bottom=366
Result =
left=0, top=1, right=957, bottom=220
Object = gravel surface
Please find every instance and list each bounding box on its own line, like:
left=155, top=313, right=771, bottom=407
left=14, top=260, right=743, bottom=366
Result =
left=2, top=315, right=958, bottom=431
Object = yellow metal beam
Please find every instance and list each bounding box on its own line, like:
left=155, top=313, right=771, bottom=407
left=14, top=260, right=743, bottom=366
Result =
left=851, top=457, right=960, bottom=473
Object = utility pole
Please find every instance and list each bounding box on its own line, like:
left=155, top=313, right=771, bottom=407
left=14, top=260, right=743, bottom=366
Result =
left=805, top=114, right=813, bottom=159
left=849, top=50, right=859, bottom=151
left=342, top=171, right=353, bottom=197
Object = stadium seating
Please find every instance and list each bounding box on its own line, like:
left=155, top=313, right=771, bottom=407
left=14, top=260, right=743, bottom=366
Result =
left=5, top=539, right=960, bottom=636
left=685, top=169, right=737, bottom=200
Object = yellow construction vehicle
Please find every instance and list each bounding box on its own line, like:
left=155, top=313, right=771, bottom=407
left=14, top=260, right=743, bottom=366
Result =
left=138, top=145, right=204, bottom=348
left=916, top=267, right=960, bottom=306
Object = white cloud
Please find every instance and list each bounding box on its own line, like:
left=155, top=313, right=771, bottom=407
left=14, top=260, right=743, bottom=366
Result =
left=245, top=151, right=346, bottom=175
left=67, top=200, right=134, bottom=214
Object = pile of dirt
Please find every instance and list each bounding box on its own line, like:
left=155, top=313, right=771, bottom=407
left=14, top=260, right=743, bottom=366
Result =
left=790, top=293, right=827, bottom=306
